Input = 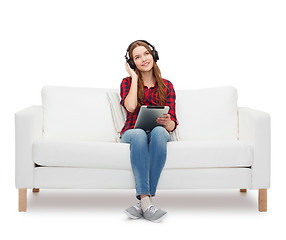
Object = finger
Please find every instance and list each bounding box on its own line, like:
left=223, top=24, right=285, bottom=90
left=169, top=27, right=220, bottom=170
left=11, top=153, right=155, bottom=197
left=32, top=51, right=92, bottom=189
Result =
left=161, top=119, right=167, bottom=124
left=157, top=119, right=164, bottom=125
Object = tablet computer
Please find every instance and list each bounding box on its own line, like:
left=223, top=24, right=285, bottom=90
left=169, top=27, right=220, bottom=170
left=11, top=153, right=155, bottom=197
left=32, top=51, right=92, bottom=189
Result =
left=134, top=105, right=170, bottom=132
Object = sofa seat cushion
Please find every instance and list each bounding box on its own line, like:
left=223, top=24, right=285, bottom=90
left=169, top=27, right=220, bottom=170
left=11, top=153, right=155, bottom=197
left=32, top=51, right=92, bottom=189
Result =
left=33, top=140, right=253, bottom=169
left=33, top=140, right=131, bottom=170
left=164, top=140, right=253, bottom=169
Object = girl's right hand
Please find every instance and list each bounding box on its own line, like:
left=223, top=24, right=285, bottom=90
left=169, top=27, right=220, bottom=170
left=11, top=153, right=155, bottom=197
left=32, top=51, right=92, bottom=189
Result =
left=125, top=62, right=138, bottom=79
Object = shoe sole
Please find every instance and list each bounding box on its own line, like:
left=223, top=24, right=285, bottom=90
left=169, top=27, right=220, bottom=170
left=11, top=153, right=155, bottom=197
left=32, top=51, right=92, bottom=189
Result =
left=146, top=212, right=168, bottom=223
left=123, top=210, right=142, bottom=219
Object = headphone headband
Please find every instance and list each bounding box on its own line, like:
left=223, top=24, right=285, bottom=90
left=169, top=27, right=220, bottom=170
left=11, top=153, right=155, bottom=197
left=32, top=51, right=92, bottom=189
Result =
left=126, top=40, right=155, bottom=54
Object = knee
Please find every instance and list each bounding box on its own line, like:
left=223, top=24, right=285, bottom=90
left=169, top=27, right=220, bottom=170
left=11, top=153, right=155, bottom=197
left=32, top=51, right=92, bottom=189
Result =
left=130, top=129, right=148, bottom=143
left=151, top=126, right=170, bottom=142
left=152, top=126, right=168, bottom=135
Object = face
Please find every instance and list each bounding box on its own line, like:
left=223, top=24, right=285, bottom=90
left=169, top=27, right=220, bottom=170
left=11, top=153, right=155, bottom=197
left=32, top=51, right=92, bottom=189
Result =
left=132, top=46, right=154, bottom=72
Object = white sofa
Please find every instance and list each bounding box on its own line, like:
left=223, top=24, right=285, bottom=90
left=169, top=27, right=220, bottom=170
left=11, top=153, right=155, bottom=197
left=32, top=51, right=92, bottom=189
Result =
left=15, top=85, right=271, bottom=212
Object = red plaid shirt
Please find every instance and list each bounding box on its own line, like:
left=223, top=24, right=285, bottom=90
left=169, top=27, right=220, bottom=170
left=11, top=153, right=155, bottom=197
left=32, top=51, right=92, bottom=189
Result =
left=120, top=77, right=179, bottom=137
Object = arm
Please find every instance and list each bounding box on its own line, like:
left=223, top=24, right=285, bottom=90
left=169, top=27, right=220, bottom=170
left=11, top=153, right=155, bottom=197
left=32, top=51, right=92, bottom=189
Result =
left=15, top=105, right=43, bottom=189
left=164, top=81, right=179, bottom=132
left=156, top=81, right=178, bottom=132
left=238, top=107, right=271, bottom=189
left=165, top=118, right=176, bottom=132
left=123, top=77, right=138, bottom=113
left=121, top=62, right=139, bottom=113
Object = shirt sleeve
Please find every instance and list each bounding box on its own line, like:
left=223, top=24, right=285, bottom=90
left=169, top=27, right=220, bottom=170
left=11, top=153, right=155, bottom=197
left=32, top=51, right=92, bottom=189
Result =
left=166, top=80, right=179, bottom=131
left=120, top=77, right=131, bottom=111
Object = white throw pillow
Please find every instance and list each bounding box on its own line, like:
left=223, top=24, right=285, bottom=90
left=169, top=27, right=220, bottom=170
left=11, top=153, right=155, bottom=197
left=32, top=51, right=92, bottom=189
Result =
left=42, top=86, right=117, bottom=142
left=176, top=86, right=238, bottom=141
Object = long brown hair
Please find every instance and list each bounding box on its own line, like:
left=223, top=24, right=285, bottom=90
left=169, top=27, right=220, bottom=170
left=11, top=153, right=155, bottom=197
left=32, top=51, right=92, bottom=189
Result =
left=128, top=41, right=168, bottom=110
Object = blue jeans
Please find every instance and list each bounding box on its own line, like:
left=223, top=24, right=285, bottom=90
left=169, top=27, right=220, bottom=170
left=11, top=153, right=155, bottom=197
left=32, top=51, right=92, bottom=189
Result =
left=120, top=126, right=171, bottom=200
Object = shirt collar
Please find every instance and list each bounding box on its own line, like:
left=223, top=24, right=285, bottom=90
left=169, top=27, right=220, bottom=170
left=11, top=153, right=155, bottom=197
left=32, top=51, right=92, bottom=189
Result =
left=143, top=81, right=158, bottom=89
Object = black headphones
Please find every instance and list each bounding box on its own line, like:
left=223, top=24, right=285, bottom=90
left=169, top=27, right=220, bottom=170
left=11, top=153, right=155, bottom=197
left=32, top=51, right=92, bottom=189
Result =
left=124, top=40, right=159, bottom=70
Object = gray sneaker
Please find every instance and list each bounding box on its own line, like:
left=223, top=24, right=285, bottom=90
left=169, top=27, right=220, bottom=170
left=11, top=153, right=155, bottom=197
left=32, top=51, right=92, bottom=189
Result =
left=124, top=202, right=143, bottom=219
left=143, top=205, right=167, bottom=223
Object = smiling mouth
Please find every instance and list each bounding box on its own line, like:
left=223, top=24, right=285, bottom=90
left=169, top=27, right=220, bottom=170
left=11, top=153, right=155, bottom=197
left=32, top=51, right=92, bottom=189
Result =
left=142, top=62, right=149, bottom=67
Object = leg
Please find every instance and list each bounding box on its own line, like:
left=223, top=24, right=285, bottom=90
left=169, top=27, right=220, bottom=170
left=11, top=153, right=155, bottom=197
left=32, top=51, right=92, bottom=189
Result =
left=259, top=189, right=267, bottom=212
left=120, top=129, right=150, bottom=200
left=148, top=126, right=170, bottom=197
left=19, top=189, right=27, bottom=212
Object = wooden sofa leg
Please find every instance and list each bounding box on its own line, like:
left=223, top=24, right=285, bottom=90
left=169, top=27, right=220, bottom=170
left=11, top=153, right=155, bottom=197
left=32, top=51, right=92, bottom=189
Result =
left=19, top=189, right=27, bottom=212
left=33, top=188, right=40, bottom=192
left=259, top=189, right=267, bottom=212
left=240, top=189, right=247, bottom=192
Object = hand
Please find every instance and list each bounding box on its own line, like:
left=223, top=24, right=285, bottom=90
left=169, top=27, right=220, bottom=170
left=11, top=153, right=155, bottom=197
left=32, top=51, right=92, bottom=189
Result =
left=156, top=114, right=172, bottom=128
left=125, top=62, right=138, bottom=79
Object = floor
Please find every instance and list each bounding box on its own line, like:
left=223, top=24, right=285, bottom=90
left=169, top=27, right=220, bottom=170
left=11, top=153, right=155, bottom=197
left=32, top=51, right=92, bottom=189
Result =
left=5, top=188, right=284, bottom=240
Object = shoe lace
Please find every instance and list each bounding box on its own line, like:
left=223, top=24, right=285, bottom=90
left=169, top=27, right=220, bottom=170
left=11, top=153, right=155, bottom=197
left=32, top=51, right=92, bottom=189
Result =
left=134, top=202, right=141, bottom=211
left=147, top=205, right=158, bottom=214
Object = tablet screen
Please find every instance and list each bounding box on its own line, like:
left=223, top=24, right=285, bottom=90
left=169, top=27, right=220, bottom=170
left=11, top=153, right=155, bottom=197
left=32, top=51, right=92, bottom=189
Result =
left=134, top=105, right=170, bottom=132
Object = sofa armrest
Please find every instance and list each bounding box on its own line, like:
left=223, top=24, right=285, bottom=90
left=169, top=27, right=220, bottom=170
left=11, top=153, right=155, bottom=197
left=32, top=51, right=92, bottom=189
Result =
left=15, top=106, right=43, bottom=189
left=238, top=107, right=271, bottom=189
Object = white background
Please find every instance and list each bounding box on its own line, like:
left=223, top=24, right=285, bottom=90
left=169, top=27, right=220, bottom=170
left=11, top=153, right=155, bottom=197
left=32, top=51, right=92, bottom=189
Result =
left=1, top=0, right=285, bottom=239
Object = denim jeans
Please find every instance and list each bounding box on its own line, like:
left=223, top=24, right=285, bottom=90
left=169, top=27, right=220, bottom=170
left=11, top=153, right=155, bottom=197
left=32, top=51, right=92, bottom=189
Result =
left=120, top=126, right=171, bottom=200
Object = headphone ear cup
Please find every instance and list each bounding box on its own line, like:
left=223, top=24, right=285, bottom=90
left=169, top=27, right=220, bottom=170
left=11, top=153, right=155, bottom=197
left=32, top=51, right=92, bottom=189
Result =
left=127, top=59, right=136, bottom=70
left=152, top=50, right=159, bottom=62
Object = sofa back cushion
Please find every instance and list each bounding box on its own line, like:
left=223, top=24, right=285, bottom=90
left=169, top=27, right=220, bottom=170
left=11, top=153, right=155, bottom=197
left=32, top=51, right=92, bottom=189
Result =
left=41, top=86, right=117, bottom=142
left=176, top=86, right=238, bottom=141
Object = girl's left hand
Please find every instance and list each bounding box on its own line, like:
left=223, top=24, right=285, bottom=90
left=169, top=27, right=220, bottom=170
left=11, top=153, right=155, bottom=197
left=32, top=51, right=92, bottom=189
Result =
left=156, top=114, right=172, bottom=128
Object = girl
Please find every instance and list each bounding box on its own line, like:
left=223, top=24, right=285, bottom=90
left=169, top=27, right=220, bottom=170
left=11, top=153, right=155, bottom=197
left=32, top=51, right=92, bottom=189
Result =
left=120, top=40, right=178, bottom=223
